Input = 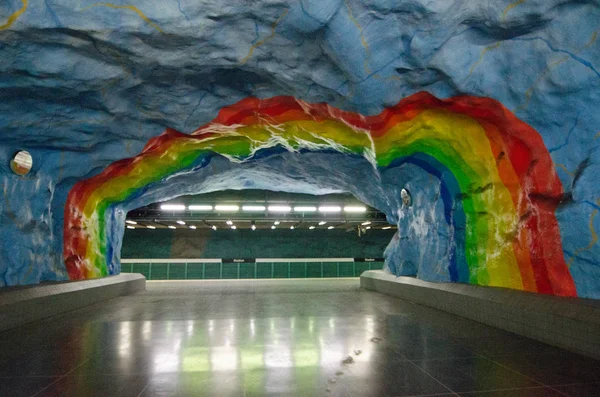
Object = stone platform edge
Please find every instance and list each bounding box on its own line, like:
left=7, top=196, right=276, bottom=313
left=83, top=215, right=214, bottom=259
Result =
left=0, top=273, right=146, bottom=332
left=360, top=270, right=600, bottom=360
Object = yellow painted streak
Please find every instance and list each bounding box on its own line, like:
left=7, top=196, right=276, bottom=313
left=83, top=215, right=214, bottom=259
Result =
left=468, top=42, right=501, bottom=78
left=344, top=0, right=371, bottom=74
left=80, top=2, right=163, bottom=32
left=373, top=109, right=522, bottom=289
left=568, top=199, right=600, bottom=266
left=240, top=9, right=289, bottom=65
left=556, top=163, right=575, bottom=177
left=0, top=0, right=28, bottom=30
left=502, top=0, right=526, bottom=21
left=518, top=31, right=597, bottom=111
left=468, top=0, right=529, bottom=79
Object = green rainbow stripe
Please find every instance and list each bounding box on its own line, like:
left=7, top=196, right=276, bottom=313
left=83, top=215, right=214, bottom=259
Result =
left=63, top=92, right=577, bottom=296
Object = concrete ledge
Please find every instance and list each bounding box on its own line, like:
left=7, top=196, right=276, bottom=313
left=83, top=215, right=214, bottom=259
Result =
left=361, top=270, right=600, bottom=360
left=0, top=274, right=146, bottom=332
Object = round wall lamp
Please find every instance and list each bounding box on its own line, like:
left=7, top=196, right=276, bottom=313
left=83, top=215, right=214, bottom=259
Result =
left=401, top=188, right=412, bottom=207
left=10, top=150, right=33, bottom=176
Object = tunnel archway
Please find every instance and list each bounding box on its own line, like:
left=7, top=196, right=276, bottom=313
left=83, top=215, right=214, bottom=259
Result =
left=63, top=92, right=576, bottom=296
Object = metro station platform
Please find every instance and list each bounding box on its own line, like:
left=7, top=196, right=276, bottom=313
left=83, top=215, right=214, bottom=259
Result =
left=0, top=279, right=599, bottom=396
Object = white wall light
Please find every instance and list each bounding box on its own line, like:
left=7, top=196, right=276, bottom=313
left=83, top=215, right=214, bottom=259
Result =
left=189, top=225, right=197, bottom=229
left=382, top=226, right=392, bottom=230
left=211, top=225, right=217, bottom=230
left=147, top=225, right=156, bottom=229
left=231, top=225, right=237, bottom=230
left=344, top=206, right=366, bottom=213
left=366, top=226, right=371, bottom=230
left=10, top=150, right=33, bottom=176
left=294, top=206, right=317, bottom=212
left=290, top=226, right=295, bottom=230
left=127, top=226, right=135, bottom=229
left=271, top=225, right=276, bottom=229
left=309, top=226, right=316, bottom=229
left=318, top=221, right=327, bottom=226
left=361, top=221, right=371, bottom=226
left=176, top=220, right=186, bottom=225
left=318, top=206, right=341, bottom=213
left=226, top=220, right=233, bottom=225
left=168, top=225, right=176, bottom=229
left=327, top=226, right=335, bottom=229
left=161, top=204, right=186, bottom=211
left=242, top=205, right=266, bottom=212
left=125, top=220, right=137, bottom=225
left=215, top=205, right=239, bottom=212
left=268, top=205, right=291, bottom=213
left=251, top=225, right=256, bottom=231
left=273, top=221, right=280, bottom=225
left=188, top=205, right=213, bottom=211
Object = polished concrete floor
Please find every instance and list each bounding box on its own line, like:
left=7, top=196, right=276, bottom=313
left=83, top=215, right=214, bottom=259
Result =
left=1, top=279, right=599, bottom=397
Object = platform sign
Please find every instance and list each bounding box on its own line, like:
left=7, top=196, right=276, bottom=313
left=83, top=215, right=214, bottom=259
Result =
left=222, top=258, right=256, bottom=263
left=354, top=258, right=385, bottom=262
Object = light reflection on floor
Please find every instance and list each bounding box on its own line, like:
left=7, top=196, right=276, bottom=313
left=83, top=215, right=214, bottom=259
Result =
left=0, top=279, right=599, bottom=397
left=129, top=314, right=377, bottom=376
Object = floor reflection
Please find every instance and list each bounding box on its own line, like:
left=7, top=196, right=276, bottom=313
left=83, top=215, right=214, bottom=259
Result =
left=0, top=279, right=598, bottom=397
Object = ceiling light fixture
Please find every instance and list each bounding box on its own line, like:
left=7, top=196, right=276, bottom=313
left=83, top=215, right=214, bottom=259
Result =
left=268, top=205, right=292, bottom=213
left=290, top=226, right=295, bottom=230
left=344, top=206, right=367, bottom=213
left=127, top=226, right=135, bottom=229
left=211, top=225, right=217, bottom=230
left=273, top=220, right=280, bottom=225
left=318, top=221, right=327, bottom=226
left=327, top=226, right=335, bottom=229
left=226, top=220, right=233, bottom=225
left=361, top=221, right=371, bottom=226
left=271, top=226, right=276, bottom=229
left=189, top=225, right=197, bottom=229
left=294, top=206, right=317, bottom=212
left=160, top=204, right=186, bottom=211
left=188, top=205, right=213, bottom=211
left=231, top=225, right=237, bottom=230
left=319, top=206, right=342, bottom=213
left=382, top=226, right=392, bottom=230
left=251, top=225, right=256, bottom=231
left=176, top=220, right=186, bottom=225
left=215, top=205, right=239, bottom=212
left=242, top=205, right=266, bottom=212
left=366, top=226, right=371, bottom=230
left=125, top=220, right=137, bottom=225
left=309, top=226, right=316, bottom=230
left=147, top=225, right=156, bottom=229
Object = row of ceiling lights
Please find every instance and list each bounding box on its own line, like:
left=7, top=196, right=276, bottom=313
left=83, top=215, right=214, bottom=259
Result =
left=125, top=219, right=393, bottom=231
left=159, top=204, right=367, bottom=213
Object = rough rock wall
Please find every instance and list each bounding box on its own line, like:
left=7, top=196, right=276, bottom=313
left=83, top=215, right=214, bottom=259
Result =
left=0, top=0, right=599, bottom=297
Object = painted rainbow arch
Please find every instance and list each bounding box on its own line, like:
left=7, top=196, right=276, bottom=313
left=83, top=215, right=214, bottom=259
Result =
left=63, top=92, right=577, bottom=297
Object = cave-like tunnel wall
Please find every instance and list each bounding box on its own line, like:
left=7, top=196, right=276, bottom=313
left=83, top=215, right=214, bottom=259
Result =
left=0, top=0, right=599, bottom=299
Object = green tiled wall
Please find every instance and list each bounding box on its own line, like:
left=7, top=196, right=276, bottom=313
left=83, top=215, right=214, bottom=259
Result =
left=123, top=229, right=394, bottom=259
left=121, top=260, right=383, bottom=280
